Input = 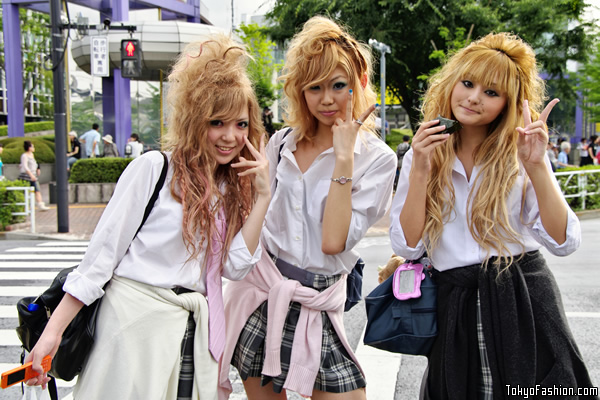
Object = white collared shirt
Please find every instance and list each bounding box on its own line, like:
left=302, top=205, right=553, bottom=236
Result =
left=64, top=151, right=261, bottom=305
left=262, top=128, right=397, bottom=275
left=390, top=149, right=581, bottom=271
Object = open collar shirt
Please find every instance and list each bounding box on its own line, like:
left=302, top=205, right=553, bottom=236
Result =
left=64, top=151, right=261, bottom=305
left=262, top=128, right=397, bottom=275
left=390, top=148, right=581, bottom=271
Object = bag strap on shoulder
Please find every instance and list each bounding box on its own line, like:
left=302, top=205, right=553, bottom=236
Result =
left=135, top=151, right=168, bottom=238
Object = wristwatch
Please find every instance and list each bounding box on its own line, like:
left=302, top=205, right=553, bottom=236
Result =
left=331, top=176, right=353, bottom=185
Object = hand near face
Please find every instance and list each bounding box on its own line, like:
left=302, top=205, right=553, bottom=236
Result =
left=410, top=119, right=450, bottom=174
left=331, top=90, right=376, bottom=161
left=232, top=135, right=270, bottom=199
left=516, top=99, right=559, bottom=169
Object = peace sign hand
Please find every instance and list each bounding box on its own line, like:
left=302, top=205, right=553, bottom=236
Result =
left=331, top=90, right=376, bottom=161
left=516, top=98, right=559, bottom=169
left=232, top=134, right=270, bottom=199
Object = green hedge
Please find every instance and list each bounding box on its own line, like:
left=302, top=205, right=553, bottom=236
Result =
left=69, top=158, right=134, bottom=183
left=0, top=179, right=30, bottom=229
left=386, top=128, right=413, bottom=150
left=0, top=136, right=56, bottom=163
left=0, top=121, right=55, bottom=137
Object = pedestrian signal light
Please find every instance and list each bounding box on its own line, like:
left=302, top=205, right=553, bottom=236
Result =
left=120, top=39, right=142, bottom=79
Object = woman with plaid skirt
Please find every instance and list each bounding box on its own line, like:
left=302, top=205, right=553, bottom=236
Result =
left=390, top=33, right=597, bottom=399
left=220, top=16, right=397, bottom=400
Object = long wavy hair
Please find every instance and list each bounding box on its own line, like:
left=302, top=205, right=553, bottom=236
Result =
left=421, top=32, right=545, bottom=269
left=163, top=35, right=264, bottom=269
left=279, top=16, right=377, bottom=141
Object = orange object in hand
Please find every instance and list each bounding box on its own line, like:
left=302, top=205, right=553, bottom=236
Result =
left=1, top=355, right=52, bottom=389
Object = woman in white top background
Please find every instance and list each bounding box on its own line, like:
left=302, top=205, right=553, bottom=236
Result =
left=223, top=16, right=396, bottom=400
left=24, top=35, right=270, bottom=399
left=390, top=32, right=596, bottom=398
left=19, top=140, right=49, bottom=210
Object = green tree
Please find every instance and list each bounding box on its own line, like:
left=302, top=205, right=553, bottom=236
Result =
left=266, top=0, right=596, bottom=132
left=576, top=39, right=600, bottom=124
left=70, top=97, right=102, bottom=135
left=0, top=8, right=53, bottom=118
left=236, top=23, right=282, bottom=108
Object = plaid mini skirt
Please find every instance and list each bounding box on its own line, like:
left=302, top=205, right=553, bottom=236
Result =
left=231, top=274, right=366, bottom=394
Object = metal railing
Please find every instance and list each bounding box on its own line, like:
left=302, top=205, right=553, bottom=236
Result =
left=4, top=186, right=36, bottom=233
left=555, top=169, right=600, bottom=210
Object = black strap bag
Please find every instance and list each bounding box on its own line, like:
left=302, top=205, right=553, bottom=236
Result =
left=364, top=258, right=437, bottom=355
left=15, top=151, right=168, bottom=382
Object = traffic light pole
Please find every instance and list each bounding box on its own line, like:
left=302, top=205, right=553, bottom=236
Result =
left=47, top=3, right=137, bottom=233
left=49, top=0, right=69, bottom=232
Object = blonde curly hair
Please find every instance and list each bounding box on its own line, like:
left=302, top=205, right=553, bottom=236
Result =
left=163, top=35, right=264, bottom=267
left=280, top=16, right=377, bottom=141
left=421, top=32, right=546, bottom=270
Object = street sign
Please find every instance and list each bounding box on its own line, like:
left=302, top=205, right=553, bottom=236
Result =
left=91, top=36, right=109, bottom=77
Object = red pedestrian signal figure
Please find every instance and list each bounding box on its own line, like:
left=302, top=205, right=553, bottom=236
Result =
left=121, top=39, right=142, bottom=78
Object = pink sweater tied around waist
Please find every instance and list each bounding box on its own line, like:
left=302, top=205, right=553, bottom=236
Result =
left=218, top=244, right=363, bottom=399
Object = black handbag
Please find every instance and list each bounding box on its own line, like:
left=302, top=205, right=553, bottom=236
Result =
left=363, top=259, right=437, bottom=355
left=15, top=151, right=168, bottom=382
left=344, top=258, right=364, bottom=311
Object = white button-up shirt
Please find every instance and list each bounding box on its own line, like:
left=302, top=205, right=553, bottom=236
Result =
left=390, top=148, right=581, bottom=271
left=64, top=151, right=261, bottom=305
left=262, top=128, right=397, bottom=275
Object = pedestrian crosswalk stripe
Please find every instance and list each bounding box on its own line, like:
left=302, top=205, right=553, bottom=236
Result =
left=0, top=271, right=59, bottom=280
left=37, top=241, right=89, bottom=247
left=2, top=286, right=49, bottom=296
left=0, top=328, right=22, bottom=346
left=0, top=254, right=83, bottom=260
left=0, top=262, right=76, bottom=269
left=6, top=247, right=87, bottom=253
left=0, top=305, right=16, bottom=318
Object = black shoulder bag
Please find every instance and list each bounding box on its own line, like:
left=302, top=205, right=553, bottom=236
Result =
left=275, top=129, right=364, bottom=311
left=15, top=152, right=168, bottom=395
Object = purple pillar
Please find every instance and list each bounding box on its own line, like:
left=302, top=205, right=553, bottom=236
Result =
left=575, top=94, right=583, bottom=141
left=3, top=2, right=25, bottom=137
left=187, top=0, right=200, bottom=23
left=101, top=0, right=131, bottom=155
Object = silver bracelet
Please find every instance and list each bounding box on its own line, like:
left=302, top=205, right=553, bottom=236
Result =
left=331, top=176, right=352, bottom=185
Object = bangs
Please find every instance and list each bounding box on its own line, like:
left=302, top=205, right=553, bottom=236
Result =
left=300, top=43, right=352, bottom=90
left=210, top=87, right=250, bottom=121
left=457, top=50, right=518, bottom=97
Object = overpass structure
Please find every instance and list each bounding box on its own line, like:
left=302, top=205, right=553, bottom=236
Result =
left=2, top=0, right=227, bottom=153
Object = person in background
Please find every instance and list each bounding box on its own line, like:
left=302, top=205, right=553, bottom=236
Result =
left=18, top=140, right=49, bottom=211
left=66, top=131, right=81, bottom=172
left=102, top=134, right=119, bottom=158
left=0, top=143, right=4, bottom=180
left=390, top=32, right=595, bottom=398
left=79, top=123, right=101, bottom=158
left=578, top=137, right=592, bottom=166
left=262, top=106, right=275, bottom=138
left=24, top=34, right=270, bottom=399
left=125, top=133, right=144, bottom=158
left=557, top=141, right=576, bottom=169
left=395, top=134, right=411, bottom=189
left=546, top=140, right=558, bottom=172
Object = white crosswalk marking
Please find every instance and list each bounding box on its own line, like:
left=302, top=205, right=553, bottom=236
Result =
left=6, top=247, right=87, bottom=253
left=0, top=241, right=85, bottom=399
